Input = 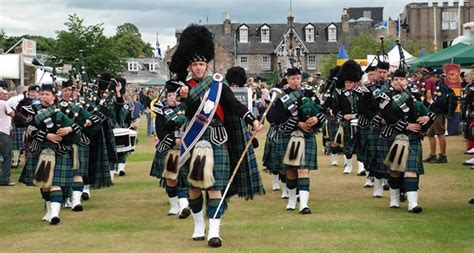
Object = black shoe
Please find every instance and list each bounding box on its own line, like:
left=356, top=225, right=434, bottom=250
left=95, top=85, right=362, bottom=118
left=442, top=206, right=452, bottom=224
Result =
left=422, top=154, right=437, bottom=163
left=119, top=171, right=125, bottom=176
left=383, top=184, right=389, bottom=191
left=357, top=171, right=367, bottom=176
left=409, top=206, right=423, bottom=213
left=179, top=208, right=191, bottom=219
left=400, top=192, right=407, bottom=202
left=81, top=193, right=89, bottom=201
left=469, top=199, right=474, bottom=204
left=390, top=205, right=400, bottom=209
left=208, top=237, right=222, bottom=247
left=49, top=216, right=61, bottom=225
left=286, top=207, right=295, bottom=211
left=72, top=204, right=83, bottom=212
left=432, top=154, right=447, bottom=163
left=193, top=236, right=205, bottom=241
left=299, top=207, right=311, bottom=214
left=373, top=195, right=383, bottom=199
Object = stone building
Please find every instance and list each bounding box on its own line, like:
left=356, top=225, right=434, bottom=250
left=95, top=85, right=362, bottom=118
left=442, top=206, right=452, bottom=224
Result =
left=165, top=11, right=373, bottom=78
left=401, top=0, right=474, bottom=50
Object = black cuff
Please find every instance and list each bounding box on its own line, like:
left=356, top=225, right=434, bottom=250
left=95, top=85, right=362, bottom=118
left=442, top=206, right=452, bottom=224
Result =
left=243, top=111, right=257, bottom=125
left=394, top=120, right=408, bottom=132
left=281, top=116, right=298, bottom=134
left=336, top=112, right=344, bottom=123
left=71, top=123, right=81, bottom=134
left=156, top=134, right=174, bottom=152
left=427, top=112, right=436, bottom=121
left=371, top=115, right=382, bottom=127
left=35, top=130, right=47, bottom=142
left=316, top=112, right=327, bottom=124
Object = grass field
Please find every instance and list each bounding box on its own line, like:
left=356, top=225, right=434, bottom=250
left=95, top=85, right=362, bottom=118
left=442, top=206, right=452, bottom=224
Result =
left=1, top=121, right=473, bottom=253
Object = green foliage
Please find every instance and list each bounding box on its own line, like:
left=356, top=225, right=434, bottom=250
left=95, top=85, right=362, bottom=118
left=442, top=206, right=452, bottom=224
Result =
left=0, top=34, right=56, bottom=54
left=320, top=54, right=337, bottom=78
left=116, top=23, right=141, bottom=37
left=345, top=33, right=435, bottom=59
left=111, top=31, right=154, bottom=58
left=53, top=14, right=123, bottom=77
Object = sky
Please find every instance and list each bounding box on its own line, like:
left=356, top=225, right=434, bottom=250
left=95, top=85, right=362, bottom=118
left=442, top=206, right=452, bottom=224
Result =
left=1, top=0, right=439, bottom=56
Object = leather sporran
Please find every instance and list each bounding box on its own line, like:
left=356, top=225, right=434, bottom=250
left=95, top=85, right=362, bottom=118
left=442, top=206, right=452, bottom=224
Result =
left=384, top=134, right=409, bottom=172
left=283, top=130, right=305, bottom=166
left=33, top=148, right=56, bottom=188
left=188, top=140, right=215, bottom=189
left=162, top=149, right=180, bottom=180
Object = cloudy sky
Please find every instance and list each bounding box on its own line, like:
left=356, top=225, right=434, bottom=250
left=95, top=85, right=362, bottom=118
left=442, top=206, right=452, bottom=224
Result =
left=1, top=0, right=434, bottom=55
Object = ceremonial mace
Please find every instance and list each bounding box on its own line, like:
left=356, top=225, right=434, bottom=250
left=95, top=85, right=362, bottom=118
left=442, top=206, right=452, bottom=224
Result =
left=212, top=87, right=283, bottom=219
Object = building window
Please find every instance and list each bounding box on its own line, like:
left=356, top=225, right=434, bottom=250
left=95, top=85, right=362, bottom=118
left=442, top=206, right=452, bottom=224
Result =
left=442, top=11, right=458, bottom=30
left=128, top=62, right=138, bottom=72
left=363, top=10, right=372, bottom=19
left=149, top=63, right=157, bottom=72
left=305, top=25, right=314, bottom=42
left=240, top=56, right=249, bottom=70
left=239, top=26, right=248, bottom=43
left=261, top=56, right=270, bottom=69
left=328, top=24, right=337, bottom=42
left=307, top=55, right=316, bottom=70
left=261, top=25, right=270, bottom=43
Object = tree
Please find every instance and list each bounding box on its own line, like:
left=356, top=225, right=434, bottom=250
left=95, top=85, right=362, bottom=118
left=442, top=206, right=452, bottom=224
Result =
left=0, top=34, right=56, bottom=54
left=53, top=14, right=123, bottom=78
left=116, top=23, right=141, bottom=37
left=112, top=23, right=154, bottom=58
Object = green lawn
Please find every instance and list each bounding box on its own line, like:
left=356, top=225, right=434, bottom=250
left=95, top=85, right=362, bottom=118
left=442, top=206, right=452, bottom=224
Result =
left=0, top=120, right=473, bottom=252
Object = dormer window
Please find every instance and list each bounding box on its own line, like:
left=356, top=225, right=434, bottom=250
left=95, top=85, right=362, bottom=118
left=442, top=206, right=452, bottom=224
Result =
left=239, top=25, right=249, bottom=43
left=327, top=24, right=337, bottom=42
left=305, top=24, right=314, bottom=42
left=149, top=62, right=157, bottom=72
left=128, top=61, right=138, bottom=72
left=260, top=24, right=270, bottom=43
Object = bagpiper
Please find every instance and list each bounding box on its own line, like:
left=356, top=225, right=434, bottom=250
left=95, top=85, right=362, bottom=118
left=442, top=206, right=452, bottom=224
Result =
left=168, top=24, right=264, bottom=247
left=19, top=83, right=82, bottom=224
left=267, top=67, right=326, bottom=214
left=150, top=81, right=190, bottom=218
left=376, top=69, right=435, bottom=213
left=332, top=60, right=363, bottom=174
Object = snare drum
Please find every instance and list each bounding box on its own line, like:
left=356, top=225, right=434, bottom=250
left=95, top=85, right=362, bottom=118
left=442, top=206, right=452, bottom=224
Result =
left=113, top=128, right=131, bottom=153
left=128, top=129, right=137, bottom=151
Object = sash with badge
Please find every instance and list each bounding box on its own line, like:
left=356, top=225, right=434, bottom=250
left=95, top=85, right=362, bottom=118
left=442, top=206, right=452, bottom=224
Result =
left=179, top=74, right=223, bottom=189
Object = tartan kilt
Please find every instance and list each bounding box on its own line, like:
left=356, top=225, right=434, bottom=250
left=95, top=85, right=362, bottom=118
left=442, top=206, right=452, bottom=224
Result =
left=365, top=127, right=382, bottom=172
left=342, top=125, right=359, bottom=157
left=405, top=135, right=424, bottom=175
left=150, top=150, right=189, bottom=189
left=375, top=137, right=392, bottom=175
left=180, top=129, right=230, bottom=191
left=262, top=136, right=278, bottom=173
left=87, top=128, right=113, bottom=189
left=375, top=134, right=424, bottom=175
left=19, top=152, right=73, bottom=187
left=274, top=131, right=318, bottom=171
left=356, top=126, right=370, bottom=164
left=327, top=118, right=339, bottom=141
left=11, top=127, right=25, bottom=150
left=287, top=132, right=318, bottom=170
left=74, top=145, right=89, bottom=177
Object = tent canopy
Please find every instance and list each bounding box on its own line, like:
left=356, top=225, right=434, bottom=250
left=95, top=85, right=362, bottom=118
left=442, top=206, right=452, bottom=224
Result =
left=408, top=43, right=474, bottom=68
